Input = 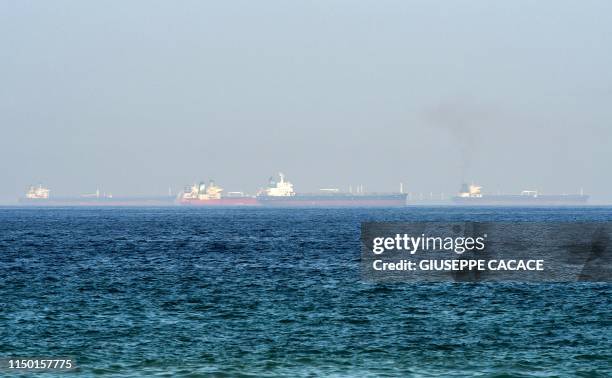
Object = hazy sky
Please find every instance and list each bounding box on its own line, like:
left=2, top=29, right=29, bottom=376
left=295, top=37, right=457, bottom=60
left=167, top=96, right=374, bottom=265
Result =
left=1, top=1, right=611, bottom=203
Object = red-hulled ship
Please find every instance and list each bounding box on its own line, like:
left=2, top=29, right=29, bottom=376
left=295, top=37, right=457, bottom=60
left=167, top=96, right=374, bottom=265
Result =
left=178, top=180, right=258, bottom=206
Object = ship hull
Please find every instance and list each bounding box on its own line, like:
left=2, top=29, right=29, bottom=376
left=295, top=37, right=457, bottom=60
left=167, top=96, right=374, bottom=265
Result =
left=179, top=197, right=259, bottom=206
left=257, top=194, right=407, bottom=207
left=452, top=194, right=589, bottom=206
left=18, top=196, right=177, bottom=207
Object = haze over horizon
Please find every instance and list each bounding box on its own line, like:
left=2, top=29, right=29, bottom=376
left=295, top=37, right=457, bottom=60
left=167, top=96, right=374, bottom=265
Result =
left=2, top=1, right=611, bottom=204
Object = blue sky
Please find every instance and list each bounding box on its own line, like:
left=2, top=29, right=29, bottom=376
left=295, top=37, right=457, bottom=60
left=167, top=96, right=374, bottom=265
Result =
left=1, top=1, right=611, bottom=202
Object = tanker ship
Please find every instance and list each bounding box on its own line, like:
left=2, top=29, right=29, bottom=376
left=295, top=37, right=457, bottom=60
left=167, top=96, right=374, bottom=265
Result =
left=452, top=183, right=589, bottom=206
left=256, top=173, right=407, bottom=207
left=178, top=180, right=258, bottom=206
left=18, top=184, right=176, bottom=206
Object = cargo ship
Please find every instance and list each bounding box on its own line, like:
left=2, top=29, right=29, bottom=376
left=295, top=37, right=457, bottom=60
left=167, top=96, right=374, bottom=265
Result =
left=451, top=183, right=589, bottom=206
left=18, top=184, right=176, bottom=206
left=178, top=180, right=258, bottom=206
left=256, top=173, right=407, bottom=207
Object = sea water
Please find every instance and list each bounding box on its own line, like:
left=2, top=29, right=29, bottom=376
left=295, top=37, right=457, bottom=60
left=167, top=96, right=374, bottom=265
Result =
left=1, top=207, right=611, bottom=376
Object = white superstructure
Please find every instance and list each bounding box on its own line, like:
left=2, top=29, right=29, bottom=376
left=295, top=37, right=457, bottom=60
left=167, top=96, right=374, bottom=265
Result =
left=182, top=180, right=223, bottom=200
left=260, top=173, right=295, bottom=196
left=25, top=184, right=50, bottom=199
left=458, top=184, right=482, bottom=198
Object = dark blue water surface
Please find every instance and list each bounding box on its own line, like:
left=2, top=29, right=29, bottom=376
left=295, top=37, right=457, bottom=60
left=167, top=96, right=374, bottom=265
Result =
left=1, top=207, right=611, bottom=377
